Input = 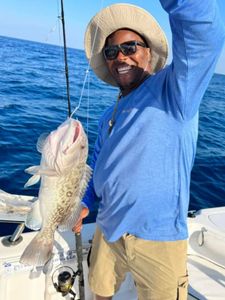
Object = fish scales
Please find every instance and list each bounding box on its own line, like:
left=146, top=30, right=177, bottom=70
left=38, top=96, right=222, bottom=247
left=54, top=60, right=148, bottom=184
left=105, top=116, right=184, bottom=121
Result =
left=41, top=167, right=83, bottom=224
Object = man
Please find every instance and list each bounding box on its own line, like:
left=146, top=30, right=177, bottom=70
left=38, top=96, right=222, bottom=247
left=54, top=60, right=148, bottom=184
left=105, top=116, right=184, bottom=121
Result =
left=73, top=1, right=225, bottom=299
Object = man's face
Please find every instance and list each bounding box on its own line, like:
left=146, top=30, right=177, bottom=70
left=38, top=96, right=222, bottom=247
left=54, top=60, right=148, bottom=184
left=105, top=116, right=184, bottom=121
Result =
left=104, top=29, right=151, bottom=95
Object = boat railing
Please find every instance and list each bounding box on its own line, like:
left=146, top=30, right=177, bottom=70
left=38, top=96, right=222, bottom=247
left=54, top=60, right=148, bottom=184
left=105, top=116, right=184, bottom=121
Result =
left=0, top=221, right=25, bottom=247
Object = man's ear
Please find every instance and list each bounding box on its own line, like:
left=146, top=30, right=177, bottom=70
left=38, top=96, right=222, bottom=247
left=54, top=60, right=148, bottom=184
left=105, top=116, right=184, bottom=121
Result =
left=148, top=48, right=152, bottom=62
left=145, top=48, right=152, bottom=73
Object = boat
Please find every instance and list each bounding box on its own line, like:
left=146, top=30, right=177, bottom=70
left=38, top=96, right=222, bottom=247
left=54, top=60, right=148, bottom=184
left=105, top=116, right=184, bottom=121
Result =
left=0, top=189, right=225, bottom=299
left=1, top=0, right=225, bottom=298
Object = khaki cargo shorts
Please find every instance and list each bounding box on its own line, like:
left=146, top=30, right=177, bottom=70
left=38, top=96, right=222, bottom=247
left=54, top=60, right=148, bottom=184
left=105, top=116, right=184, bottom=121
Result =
left=88, top=226, right=188, bottom=299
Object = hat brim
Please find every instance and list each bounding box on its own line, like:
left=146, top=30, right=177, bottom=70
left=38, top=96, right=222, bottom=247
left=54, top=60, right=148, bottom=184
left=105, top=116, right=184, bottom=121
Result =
left=84, top=3, right=168, bottom=87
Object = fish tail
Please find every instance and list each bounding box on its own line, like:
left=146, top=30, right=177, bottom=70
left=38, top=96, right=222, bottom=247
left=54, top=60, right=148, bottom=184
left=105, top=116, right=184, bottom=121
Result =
left=20, top=229, right=54, bottom=267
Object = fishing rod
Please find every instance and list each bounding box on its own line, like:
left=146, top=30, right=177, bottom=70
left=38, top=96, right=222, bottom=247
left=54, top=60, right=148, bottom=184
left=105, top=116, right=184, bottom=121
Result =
left=60, top=0, right=71, bottom=117
left=59, top=1, right=85, bottom=299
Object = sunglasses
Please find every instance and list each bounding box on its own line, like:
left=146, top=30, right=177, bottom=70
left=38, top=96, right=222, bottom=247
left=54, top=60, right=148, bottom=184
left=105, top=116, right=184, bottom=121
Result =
left=103, top=40, right=147, bottom=60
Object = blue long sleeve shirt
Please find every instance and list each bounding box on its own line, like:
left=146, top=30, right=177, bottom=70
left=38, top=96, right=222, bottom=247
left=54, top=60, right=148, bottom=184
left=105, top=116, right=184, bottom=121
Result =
left=83, top=0, right=225, bottom=242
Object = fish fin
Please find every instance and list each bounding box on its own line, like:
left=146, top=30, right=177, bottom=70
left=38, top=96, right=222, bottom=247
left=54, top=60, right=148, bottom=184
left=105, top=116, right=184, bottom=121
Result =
left=25, top=165, right=41, bottom=175
left=58, top=201, right=82, bottom=232
left=85, top=164, right=92, bottom=177
left=20, top=230, right=54, bottom=267
left=36, top=132, right=49, bottom=153
left=25, top=199, right=42, bottom=230
left=42, top=257, right=54, bottom=275
left=78, top=164, right=92, bottom=200
left=25, top=166, right=58, bottom=177
left=24, top=175, right=41, bottom=188
left=39, top=169, right=58, bottom=176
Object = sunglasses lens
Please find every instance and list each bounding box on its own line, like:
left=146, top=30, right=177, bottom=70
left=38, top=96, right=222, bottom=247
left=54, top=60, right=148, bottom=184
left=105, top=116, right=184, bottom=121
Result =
left=104, top=46, right=119, bottom=60
left=120, top=43, right=136, bottom=56
left=104, top=41, right=145, bottom=60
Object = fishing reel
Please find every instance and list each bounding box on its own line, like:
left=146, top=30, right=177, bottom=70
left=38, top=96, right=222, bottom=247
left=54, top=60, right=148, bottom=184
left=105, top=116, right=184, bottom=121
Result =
left=52, top=266, right=80, bottom=299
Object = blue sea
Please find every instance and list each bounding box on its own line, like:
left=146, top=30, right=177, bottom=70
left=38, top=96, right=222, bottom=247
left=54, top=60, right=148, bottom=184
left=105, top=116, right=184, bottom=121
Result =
left=0, top=35, right=225, bottom=236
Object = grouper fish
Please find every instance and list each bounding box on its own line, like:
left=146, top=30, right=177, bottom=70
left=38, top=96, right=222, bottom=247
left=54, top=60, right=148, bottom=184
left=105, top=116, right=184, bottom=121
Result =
left=20, top=118, right=91, bottom=267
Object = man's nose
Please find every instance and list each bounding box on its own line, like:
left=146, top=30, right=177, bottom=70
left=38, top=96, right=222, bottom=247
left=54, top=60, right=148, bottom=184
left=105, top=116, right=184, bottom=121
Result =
left=116, top=49, right=127, bottom=61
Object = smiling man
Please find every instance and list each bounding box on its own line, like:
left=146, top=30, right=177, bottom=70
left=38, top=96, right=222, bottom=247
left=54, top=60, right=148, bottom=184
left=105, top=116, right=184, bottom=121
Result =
left=104, top=29, right=152, bottom=95
left=73, top=1, right=225, bottom=300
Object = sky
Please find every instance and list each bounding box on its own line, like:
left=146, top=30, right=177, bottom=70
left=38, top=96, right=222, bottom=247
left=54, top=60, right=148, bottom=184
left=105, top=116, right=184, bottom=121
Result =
left=1, top=0, right=225, bottom=74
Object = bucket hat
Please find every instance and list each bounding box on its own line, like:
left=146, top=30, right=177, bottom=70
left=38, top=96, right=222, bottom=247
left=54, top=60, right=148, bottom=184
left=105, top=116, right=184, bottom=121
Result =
left=84, top=3, right=168, bottom=86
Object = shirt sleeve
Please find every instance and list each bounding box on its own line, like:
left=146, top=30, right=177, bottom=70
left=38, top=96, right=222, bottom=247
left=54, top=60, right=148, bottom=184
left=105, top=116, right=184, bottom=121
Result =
left=81, top=119, right=104, bottom=210
left=159, top=0, right=225, bottom=120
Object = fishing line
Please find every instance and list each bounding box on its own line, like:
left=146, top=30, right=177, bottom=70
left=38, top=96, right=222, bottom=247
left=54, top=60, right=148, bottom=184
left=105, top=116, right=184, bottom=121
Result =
left=45, top=1, right=68, bottom=116
left=45, top=1, right=63, bottom=63
left=45, top=0, right=61, bottom=43
left=69, top=0, right=105, bottom=125
left=45, top=21, right=58, bottom=43
left=56, top=0, right=63, bottom=46
left=86, top=69, right=90, bottom=136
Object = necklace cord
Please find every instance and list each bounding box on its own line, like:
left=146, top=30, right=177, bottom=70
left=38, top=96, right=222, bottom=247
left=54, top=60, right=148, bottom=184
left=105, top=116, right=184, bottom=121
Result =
left=108, top=91, right=122, bottom=135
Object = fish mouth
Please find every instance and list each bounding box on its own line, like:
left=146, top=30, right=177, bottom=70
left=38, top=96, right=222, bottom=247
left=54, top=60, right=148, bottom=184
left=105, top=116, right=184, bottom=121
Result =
left=73, top=121, right=81, bottom=143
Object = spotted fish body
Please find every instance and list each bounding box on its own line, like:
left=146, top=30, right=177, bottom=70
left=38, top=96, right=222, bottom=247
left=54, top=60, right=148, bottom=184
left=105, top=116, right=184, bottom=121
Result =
left=20, top=118, right=91, bottom=267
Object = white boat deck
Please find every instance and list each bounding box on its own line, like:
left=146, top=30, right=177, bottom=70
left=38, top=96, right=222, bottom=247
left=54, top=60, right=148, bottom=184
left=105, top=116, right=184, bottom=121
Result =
left=187, top=207, right=225, bottom=300
left=0, top=198, right=225, bottom=299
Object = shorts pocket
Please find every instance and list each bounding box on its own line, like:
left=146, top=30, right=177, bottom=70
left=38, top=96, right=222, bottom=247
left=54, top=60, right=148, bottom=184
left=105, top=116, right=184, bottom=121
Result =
left=177, top=275, right=188, bottom=300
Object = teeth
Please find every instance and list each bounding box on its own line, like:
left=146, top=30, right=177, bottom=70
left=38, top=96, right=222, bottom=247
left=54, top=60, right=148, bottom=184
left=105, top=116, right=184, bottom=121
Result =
left=117, top=66, right=132, bottom=74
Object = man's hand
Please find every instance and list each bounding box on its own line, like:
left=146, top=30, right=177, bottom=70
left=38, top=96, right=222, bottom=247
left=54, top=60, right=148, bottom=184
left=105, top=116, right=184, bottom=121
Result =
left=72, top=207, right=89, bottom=233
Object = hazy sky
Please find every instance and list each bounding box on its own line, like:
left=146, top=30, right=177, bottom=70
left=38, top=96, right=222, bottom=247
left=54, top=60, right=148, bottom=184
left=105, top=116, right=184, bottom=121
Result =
left=1, top=0, right=225, bottom=74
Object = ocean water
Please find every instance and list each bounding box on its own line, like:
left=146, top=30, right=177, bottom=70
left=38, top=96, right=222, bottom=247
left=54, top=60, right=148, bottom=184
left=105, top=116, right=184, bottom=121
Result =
left=0, top=36, right=225, bottom=236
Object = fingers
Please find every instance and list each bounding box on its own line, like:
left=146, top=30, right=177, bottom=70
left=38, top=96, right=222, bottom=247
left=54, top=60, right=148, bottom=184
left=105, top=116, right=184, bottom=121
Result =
left=81, top=207, right=89, bottom=218
left=73, top=218, right=82, bottom=233
left=72, top=207, right=89, bottom=233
